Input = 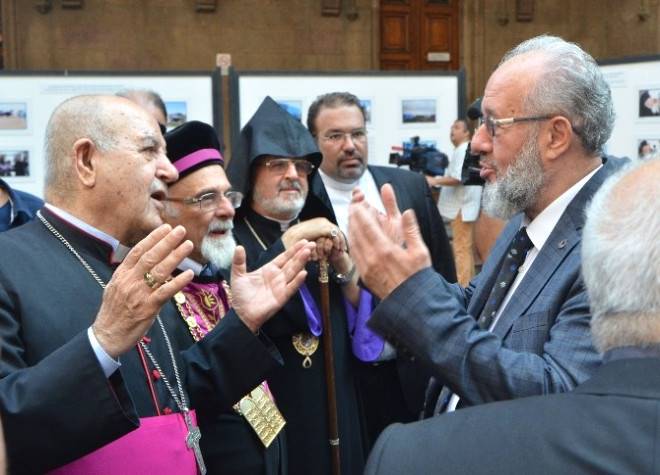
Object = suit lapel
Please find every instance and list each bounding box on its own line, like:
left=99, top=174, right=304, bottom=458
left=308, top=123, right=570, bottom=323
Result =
left=368, top=166, right=411, bottom=212
left=490, top=158, right=619, bottom=338
left=491, top=217, right=580, bottom=338
left=310, top=173, right=338, bottom=223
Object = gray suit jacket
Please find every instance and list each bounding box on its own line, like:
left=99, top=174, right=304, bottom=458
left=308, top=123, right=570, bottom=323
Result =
left=365, top=355, right=660, bottom=475
left=369, top=157, right=626, bottom=406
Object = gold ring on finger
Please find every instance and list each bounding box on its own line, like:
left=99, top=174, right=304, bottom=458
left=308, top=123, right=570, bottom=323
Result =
left=143, top=271, right=159, bottom=289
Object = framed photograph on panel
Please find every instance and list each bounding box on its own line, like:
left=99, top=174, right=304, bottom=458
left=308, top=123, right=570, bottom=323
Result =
left=0, top=70, right=220, bottom=197
left=0, top=103, right=28, bottom=130
left=599, top=54, right=660, bottom=159
left=230, top=70, right=464, bottom=168
left=401, top=99, right=437, bottom=124
left=638, top=138, right=659, bottom=159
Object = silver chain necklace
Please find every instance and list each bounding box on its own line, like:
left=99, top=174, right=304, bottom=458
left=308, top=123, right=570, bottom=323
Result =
left=37, top=211, right=207, bottom=474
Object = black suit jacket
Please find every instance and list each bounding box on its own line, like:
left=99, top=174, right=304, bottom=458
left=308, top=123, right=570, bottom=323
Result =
left=0, top=209, right=280, bottom=474
left=366, top=356, right=660, bottom=475
left=312, top=165, right=455, bottom=280
left=311, top=165, right=456, bottom=440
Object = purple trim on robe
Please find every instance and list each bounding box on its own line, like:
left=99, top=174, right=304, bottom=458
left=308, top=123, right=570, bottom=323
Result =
left=344, top=289, right=385, bottom=362
left=298, top=284, right=322, bottom=336
left=48, top=411, right=199, bottom=474
left=174, top=148, right=224, bottom=174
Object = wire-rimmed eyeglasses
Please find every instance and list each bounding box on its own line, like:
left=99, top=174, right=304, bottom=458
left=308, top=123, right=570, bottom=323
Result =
left=479, top=115, right=552, bottom=137
left=263, top=158, right=315, bottom=176
left=163, top=190, right=243, bottom=212
left=320, top=129, right=368, bottom=145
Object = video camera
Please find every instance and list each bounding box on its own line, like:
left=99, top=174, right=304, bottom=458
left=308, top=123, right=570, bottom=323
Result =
left=389, top=136, right=448, bottom=177
left=461, top=97, right=485, bottom=186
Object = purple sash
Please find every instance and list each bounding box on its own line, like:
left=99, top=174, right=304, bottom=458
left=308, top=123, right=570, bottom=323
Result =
left=47, top=411, right=199, bottom=475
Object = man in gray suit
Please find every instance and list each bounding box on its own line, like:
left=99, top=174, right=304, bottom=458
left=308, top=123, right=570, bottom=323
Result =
left=364, top=157, right=660, bottom=475
left=348, top=34, right=626, bottom=413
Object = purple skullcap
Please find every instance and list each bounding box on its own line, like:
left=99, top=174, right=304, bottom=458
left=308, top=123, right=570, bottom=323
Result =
left=165, top=120, right=224, bottom=179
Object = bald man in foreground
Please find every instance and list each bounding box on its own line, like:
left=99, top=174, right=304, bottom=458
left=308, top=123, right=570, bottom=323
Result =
left=0, top=95, right=313, bottom=474
left=365, top=158, right=660, bottom=474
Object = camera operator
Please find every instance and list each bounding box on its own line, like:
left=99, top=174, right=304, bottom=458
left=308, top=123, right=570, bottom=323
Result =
left=426, top=119, right=482, bottom=286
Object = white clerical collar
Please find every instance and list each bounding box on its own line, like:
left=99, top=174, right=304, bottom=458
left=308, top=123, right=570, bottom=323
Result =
left=178, top=257, right=204, bottom=276
left=44, top=203, right=131, bottom=263
left=318, top=168, right=360, bottom=191
left=256, top=211, right=299, bottom=232
left=524, top=164, right=602, bottom=251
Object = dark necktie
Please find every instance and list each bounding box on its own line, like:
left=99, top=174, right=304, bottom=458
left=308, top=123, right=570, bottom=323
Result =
left=477, top=227, right=533, bottom=330
left=428, top=227, right=533, bottom=415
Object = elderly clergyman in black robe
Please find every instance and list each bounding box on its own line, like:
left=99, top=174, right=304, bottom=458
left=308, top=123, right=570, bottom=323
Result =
left=228, top=97, right=383, bottom=475
left=0, top=94, right=313, bottom=474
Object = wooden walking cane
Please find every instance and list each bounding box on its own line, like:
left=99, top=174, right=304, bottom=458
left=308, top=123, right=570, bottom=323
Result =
left=319, top=257, right=341, bottom=475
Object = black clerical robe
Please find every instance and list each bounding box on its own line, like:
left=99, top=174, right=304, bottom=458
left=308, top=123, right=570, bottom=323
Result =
left=0, top=208, right=280, bottom=474
left=233, top=208, right=367, bottom=475
left=181, top=270, right=287, bottom=475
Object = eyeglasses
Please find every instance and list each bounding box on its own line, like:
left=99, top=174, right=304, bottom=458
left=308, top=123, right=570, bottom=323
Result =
left=263, top=158, right=315, bottom=176
left=164, top=190, right=243, bottom=212
left=320, top=129, right=368, bottom=145
left=479, top=115, right=552, bottom=137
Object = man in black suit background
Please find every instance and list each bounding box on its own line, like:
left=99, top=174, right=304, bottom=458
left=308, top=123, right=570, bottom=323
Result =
left=306, top=92, right=456, bottom=441
left=364, top=157, right=660, bottom=475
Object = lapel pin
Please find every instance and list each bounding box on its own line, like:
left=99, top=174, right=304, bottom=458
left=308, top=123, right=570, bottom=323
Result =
left=558, top=239, right=568, bottom=249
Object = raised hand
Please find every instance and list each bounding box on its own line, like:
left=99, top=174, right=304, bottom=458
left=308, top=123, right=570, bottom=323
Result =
left=348, top=189, right=431, bottom=299
left=93, top=224, right=195, bottom=358
left=230, top=240, right=315, bottom=333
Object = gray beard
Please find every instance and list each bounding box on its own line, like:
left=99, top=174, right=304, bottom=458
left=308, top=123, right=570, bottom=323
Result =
left=253, top=190, right=306, bottom=221
left=481, top=134, right=545, bottom=220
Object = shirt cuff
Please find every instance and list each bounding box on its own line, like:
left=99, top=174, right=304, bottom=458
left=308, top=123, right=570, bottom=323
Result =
left=87, top=327, right=121, bottom=378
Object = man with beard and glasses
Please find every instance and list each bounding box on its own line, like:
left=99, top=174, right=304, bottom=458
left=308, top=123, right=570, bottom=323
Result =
left=162, top=120, right=286, bottom=475
left=0, top=96, right=314, bottom=474
left=365, top=158, right=660, bottom=474
left=307, top=91, right=457, bottom=443
left=228, top=97, right=371, bottom=475
left=347, top=34, right=628, bottom=418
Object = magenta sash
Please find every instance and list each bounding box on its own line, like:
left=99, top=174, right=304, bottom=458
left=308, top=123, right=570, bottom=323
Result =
left=48, top=411, right=199, bottom=475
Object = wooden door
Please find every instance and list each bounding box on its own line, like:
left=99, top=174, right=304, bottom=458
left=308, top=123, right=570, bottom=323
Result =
left=380, top=0, right=459, bottom=71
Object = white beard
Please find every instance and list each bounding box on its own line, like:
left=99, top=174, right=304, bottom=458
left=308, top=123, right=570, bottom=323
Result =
left=200, top=219, right=237, bottom=270
left=253, top=178, right=306, bottom=220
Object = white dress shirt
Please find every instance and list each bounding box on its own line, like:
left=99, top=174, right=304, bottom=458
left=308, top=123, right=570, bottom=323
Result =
left=437, top=141, right=482, bottom=222
left=318, top=168, right=385, bottom=236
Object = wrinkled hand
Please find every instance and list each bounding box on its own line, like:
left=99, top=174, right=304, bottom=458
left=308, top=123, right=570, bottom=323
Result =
left=348, top=184, right=431, bottom=299
left=231, top=240, right=314, bottom=333
left=93, top=225, right=194, bottom=359
left=281, top=218, right=339, bottom=251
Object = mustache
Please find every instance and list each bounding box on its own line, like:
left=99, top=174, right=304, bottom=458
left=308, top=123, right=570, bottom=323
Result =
left=208, top=218, right=234, bottom=233
left=339, top=152, right=363, bottom=163
left=149, top=180, right=168, bottom=197
left=278, top=179, right=303, bottom=192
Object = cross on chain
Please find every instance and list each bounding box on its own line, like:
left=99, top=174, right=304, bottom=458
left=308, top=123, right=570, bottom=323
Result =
left=185, top=414, right=207, bottom=475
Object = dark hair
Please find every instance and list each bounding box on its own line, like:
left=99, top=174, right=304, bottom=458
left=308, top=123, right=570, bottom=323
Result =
left=306, top=92, right=367, bottom=136
left=454, top=118, right=470, bottom=134
left=116, top=89, right=167, bottom=120
left=638, top=140, right=650, bottom=158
